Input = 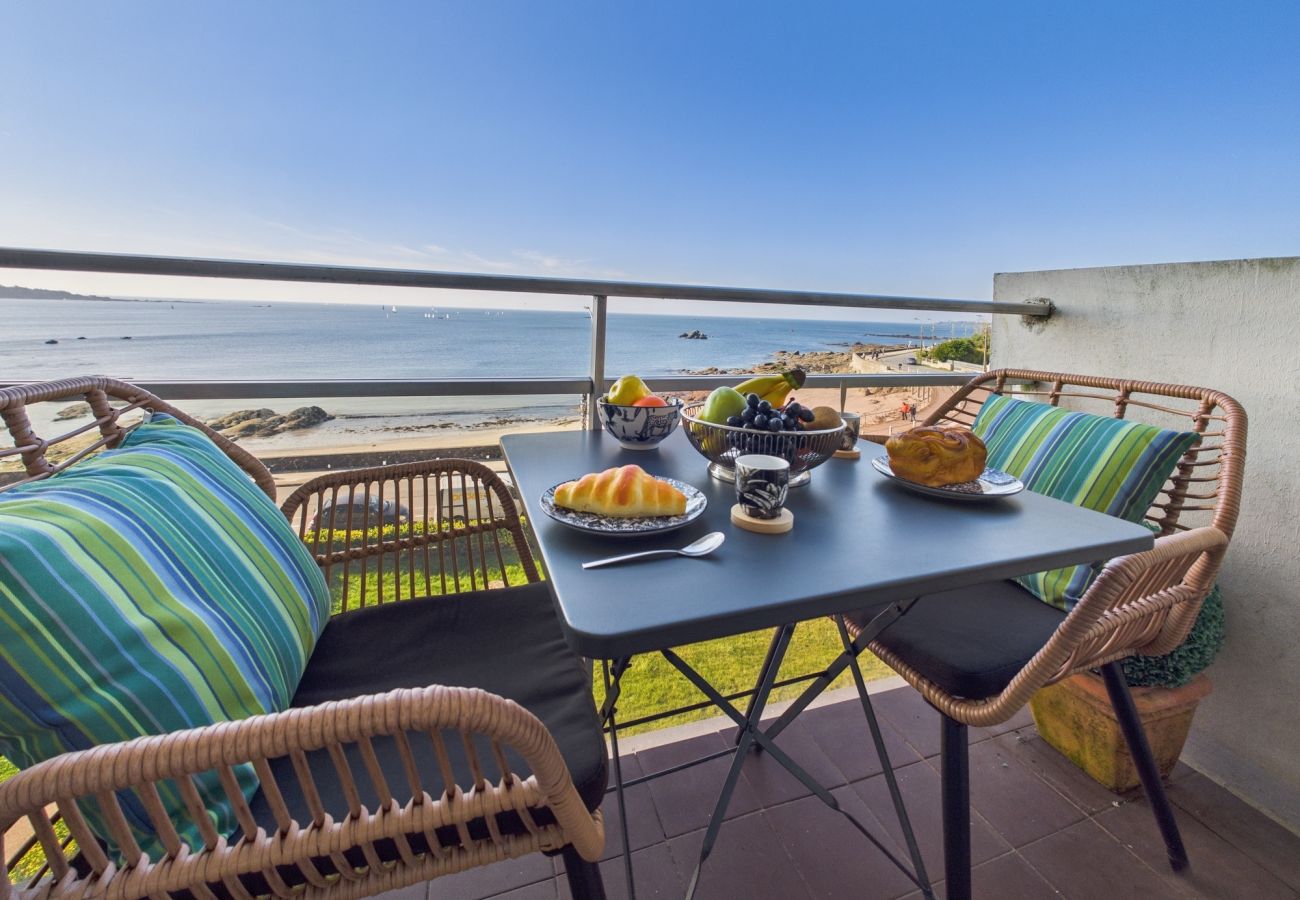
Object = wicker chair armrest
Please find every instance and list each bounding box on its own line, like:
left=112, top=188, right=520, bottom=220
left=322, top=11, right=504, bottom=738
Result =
left=990, top=526, right=1229, bottom=712
left=1, top=686, right=602, bottom=900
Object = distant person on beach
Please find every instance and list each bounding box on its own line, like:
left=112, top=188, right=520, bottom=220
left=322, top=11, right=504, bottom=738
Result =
left=900, top=401, right=909, bottom=420
left=909, top=402, right=918, bottom=422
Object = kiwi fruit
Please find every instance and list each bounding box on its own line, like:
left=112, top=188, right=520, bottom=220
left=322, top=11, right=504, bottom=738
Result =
left=806, top=406, right=843, bottom=431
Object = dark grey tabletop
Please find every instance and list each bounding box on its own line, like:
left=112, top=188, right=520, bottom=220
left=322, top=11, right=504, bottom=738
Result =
left=500, top=429, right=1154, bottom=660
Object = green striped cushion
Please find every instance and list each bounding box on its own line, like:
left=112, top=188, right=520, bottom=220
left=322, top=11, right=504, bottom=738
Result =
left=0, top=415, right=329, bottom=858
left=972, top=394, right=1199, bottom=610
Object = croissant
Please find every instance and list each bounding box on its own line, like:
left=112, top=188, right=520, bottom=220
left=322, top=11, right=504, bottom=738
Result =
left=885, top=427, right=988, bottom=487
left=553, top=465, right=687, bottom=517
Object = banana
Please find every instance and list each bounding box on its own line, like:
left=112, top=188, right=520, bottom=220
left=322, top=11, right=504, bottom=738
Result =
left=732, top=373, right=787, bottom=397
left=733, top=368, right=807, bottom=408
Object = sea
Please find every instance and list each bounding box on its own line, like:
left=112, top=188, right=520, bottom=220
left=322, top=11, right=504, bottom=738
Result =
left=2, top=297, right=978, bottom=448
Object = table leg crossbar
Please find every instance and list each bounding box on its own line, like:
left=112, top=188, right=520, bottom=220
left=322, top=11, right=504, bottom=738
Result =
left=599, top=599, right=932, bottom=900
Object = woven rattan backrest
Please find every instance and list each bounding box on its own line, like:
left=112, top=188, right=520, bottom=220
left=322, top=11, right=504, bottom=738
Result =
left=0, top=376, right=276, bottom=498
left=280, top=460, right=541, bottom=612
left=925, top=369, right=1245, bottom=539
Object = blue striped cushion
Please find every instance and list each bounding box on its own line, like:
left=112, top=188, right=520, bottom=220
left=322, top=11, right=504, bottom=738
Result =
left=0, top=415, right=329, bottom=858
left=972, top=395, right=1199, bottom=610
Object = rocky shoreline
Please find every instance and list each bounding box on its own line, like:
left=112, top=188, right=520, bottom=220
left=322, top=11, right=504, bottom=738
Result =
left=683, top=341, right=904, bottom=377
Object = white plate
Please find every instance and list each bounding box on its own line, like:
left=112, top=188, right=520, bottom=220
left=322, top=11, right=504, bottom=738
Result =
left=871, top=455, right=1025, bottom=501
left=540, top=476, right=708, bottom=536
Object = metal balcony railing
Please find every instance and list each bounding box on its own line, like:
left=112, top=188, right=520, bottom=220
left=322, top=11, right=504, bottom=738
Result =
left=0, top=247, right=1051, bottom=423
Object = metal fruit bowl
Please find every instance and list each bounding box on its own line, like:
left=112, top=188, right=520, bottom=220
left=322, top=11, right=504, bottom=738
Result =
left=680, top=401, right=846, bottom=487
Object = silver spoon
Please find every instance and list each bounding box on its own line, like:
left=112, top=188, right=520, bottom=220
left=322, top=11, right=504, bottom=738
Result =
left=581, top=531, right=725, bottom=570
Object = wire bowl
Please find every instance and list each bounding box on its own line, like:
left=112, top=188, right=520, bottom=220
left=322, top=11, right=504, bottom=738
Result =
left=680, top=401, right=847, bottom=487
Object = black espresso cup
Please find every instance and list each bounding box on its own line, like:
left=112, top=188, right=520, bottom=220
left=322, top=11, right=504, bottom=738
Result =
left=735, top=454, right=790, bottom=519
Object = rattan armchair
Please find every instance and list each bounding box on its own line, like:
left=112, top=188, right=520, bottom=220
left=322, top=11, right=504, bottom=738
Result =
left=0, top=377, right=607, bottom=900
left=850, top=369, right=1246, bottom=898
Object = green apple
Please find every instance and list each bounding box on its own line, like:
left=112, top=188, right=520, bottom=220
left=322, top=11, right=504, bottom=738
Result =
left=700, top=386, right=747, bottom=424
left=606, top=374, right=652, bottom=405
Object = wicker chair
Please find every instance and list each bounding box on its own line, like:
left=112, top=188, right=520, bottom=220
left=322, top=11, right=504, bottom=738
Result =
left=0, top=377, right=607, bottom=900
left=845, top=369, right=1246, bottom=899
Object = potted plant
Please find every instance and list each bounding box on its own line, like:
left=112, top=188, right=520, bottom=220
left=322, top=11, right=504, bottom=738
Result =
left=1028, top=584, right=1225, bottom=791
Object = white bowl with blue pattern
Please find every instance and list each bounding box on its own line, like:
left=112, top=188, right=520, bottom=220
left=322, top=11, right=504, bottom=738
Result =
left=598, top=397, right=682, bottom=450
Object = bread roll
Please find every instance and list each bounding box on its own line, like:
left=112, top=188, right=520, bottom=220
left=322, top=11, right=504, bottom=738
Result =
left=885, top=427, right=987, bottom=487
left=554, top=465, right=687, bottom=517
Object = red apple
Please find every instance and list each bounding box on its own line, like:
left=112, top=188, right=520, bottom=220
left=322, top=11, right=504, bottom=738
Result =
left=633, top=395, right=668, bottom=408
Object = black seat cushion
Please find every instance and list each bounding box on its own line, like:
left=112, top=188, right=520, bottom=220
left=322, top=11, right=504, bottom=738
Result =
left=243, top=582, right=605, bottom=863
left=855, top=580, right=1066, bottom=700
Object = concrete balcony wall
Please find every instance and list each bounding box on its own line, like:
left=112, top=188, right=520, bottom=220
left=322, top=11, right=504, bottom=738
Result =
left=992, top=256, right=1300, bottom=831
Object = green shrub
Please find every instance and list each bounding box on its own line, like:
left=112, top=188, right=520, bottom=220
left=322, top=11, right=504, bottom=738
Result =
left=1121, top=583, right=1224, bottom=688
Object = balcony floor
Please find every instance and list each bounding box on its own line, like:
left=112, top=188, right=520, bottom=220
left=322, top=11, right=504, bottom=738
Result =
left=384, top=684, right=1300, bottom=900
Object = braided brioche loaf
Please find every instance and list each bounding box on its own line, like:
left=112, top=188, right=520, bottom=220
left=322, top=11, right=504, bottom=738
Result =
left=885, top=427, right=988, bottom=487
left=553, top=464, right=687, bottom=517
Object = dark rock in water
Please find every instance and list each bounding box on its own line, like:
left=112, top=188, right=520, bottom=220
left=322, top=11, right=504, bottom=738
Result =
left=120, top=336, right=132, bottom=340
left=44, top=339, right=58, bottom=344
left=208, top=406, right=334, bottom=439
left=679, top=329, right=709, bottom=340
left=77, top=336, right=86, bottom=340
left=54, top=402, right=92, bottom=421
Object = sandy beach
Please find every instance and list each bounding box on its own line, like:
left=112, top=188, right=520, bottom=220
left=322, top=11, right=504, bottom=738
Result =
left=238, top=342, right=941, bottom=462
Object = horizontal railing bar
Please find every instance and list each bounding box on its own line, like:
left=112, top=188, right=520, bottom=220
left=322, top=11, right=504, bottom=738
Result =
left=0, top=373, right=983, bottom=401
left=642, top=372, right=979, bottom=391
left=0, top=377, right=591, bottom=401
left=0, top=247, right=1051, bottom=317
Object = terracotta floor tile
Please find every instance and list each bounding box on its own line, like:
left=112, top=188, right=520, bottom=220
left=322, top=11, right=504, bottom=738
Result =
left=667, top=811, right=815, bottom=899
left=374, top=881, right=429, bottom=900
left=1019, top=819, right=1182, bottom=899
left=852, top=760, right=1010, bottom=878
left=490, top=881, right=558, bottom=900
left=798, top=696, right=924, bottom=782
left=636, top=730, right=763, bottom=838
left=601, top=753, right=667, bottom=860
left=1169, top=771, right=1300, bottom=891
left=898, top=851, right=1065, bottom=900
left=987, top=730, right=1121, bottom=816
left=870, top=687, right=944, bottom=759
left=1095, top=797, right=1294, bottom=900
left=965, top=738, right=1086, bottom=847
left=764, top=788, right=921, bottom=899
left=556, top=843, right=683, bottom=900
left=737, top=715, right=850, bottom=807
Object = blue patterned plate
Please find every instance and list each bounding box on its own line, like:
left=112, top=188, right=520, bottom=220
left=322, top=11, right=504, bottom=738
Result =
left=871, top=455, right=1024, bottom=501
left=540, top=476, right=708, bottom=536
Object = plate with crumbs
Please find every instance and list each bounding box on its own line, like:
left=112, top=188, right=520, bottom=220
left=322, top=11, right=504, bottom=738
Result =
left=540, top=477, right=708, bottom=536
left=871, top=455, right=1024, bottom=501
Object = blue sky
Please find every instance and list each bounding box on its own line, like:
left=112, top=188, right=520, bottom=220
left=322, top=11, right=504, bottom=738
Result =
left=2, top=1, right=1298, bottom=318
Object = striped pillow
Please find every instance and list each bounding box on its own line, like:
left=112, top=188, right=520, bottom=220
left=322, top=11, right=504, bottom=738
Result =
left=0, top=415, right=329, bottom=858
left=972, top=394, right=1199, bottom=610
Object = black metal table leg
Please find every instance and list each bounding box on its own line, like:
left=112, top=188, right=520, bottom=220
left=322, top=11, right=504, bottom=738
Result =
left=673, top=624, right=796, bottom=900
left=601, top=657, right=636, bottom=900
left=735, top=625, right=786, bottom=750
left=940, top=714, right=971, bottom=900
left=1100, top=661, right=1189, bottom=871
left=662, top=629, right=931, bottom=897
left=836, top=616, right=934, bottom=900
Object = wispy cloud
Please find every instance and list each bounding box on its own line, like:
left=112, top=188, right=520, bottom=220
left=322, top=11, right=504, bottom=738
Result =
left=244, top=217, right=630, bottom=279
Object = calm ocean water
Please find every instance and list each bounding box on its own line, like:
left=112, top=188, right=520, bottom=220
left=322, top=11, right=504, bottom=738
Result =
left=2, top=298, right=976, bottom=444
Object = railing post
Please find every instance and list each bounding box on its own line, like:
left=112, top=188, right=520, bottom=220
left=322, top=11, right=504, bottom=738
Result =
left=587, top=295, right=608, bottom=430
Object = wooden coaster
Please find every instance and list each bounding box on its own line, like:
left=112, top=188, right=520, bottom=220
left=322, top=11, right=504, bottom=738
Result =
left=833, top=448, right=861, bottom=460
left=730, top=504, right=794, bottom=534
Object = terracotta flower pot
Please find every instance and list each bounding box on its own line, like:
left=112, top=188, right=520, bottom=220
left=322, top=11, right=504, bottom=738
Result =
left=1029, top=671, right=1211, bottom=792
